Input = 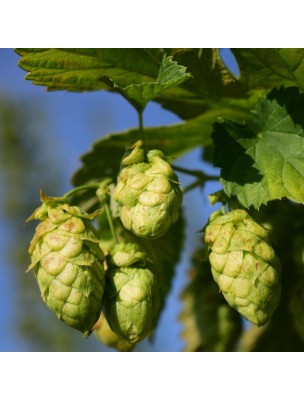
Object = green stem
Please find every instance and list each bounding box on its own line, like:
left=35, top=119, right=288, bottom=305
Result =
left=138, top=110, right=144, bottom=141
left=104, top=202, right=119, bottom=244
left=138, top=110, right=147, bottom=156
left=173, top=165, right=219, bottom=181
left=182, top=180, right=204, bottom=194
left=63, top=183, right=102, bottom=199
left=96, top=182, right=119, bottom=244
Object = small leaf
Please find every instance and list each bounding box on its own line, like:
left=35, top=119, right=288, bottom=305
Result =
left=179, top=249, right=242, bottom=352
left=213, top=86, right=304, bottom=209
left=114, top=55, right=192, bottom=110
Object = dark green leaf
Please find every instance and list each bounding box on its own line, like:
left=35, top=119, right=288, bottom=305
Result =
left=232, top=48, right=304, bottom=92
left=213, top=87, right=304, bottom=209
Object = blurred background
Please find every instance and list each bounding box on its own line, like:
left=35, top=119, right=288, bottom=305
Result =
left=0, top=49, right=236, bottom=351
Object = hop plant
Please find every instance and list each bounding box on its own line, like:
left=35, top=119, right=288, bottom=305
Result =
left=204, top=209, right=281, bottom=326
left=103, top=242, right=159, bottom=343
left=27, top=192, right=105, bottom=337
left=113, top=140, right=182, bottom=239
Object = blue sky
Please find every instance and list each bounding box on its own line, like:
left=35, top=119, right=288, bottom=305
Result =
left=0, top=49, right=237, bottom=351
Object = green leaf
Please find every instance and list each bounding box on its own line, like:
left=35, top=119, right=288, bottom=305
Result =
left=15, top=48, right=254, bottom=120
left=15, top=48, right=304, bottom=122
left=179, top=249, right=242, bottom=352
left=15, top=48, right=163, bottom=92
left=232, top=48, right=304, bottom=92
left=114, top=55, right=192, bottom=110
left=213, top=86, right=304, bottom=209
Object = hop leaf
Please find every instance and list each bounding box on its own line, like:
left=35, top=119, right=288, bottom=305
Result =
left=104, top=242, right=159, bottom=343
left=27, top=193, right=105, bottom=337
left=204, top=209, right=281, bottom=326
left=113, top=140, right=182, bottom=239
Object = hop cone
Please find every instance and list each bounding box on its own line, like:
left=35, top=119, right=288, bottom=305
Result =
left=104, top=242, right=159, bottom=343
left=27, top=192, right=105, bottom=337
left=204, top=209, right=281, bottom=326
left=113, top=140, right=182, bottom=239
left=180, top=249, right=242, bottom=352
left=94, top=312, right=134, bottom=352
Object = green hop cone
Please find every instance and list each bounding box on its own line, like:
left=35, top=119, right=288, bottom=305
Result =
left=204, top=209, right=281, bottom=326
left=27, top=192, right=105, bottom=337
left=113, top=140, right=182, bottom=239
left=94, top=312, right=134, bottom=352
left=104, top=242, right=158, bottom=343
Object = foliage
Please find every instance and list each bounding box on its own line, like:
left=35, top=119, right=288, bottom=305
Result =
left=15, top=48, right=304, bottom=351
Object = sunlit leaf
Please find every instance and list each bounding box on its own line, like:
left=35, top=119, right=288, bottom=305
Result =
left=213, top=87, right=304, bottom=209
left=114, top=54, right=192, bottom=110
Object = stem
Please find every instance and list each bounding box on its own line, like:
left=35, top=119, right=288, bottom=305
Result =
left=182, top=180, right=204, bottom=194
left=104, top=202, right=118, bottom=244
left=173, top=165, right=218, bottom=181
left=63, top=183, right=102, bottom=199
left=97, top=184, right=119, bottom=244
left=138, top=110, right=147, bottom=156
left=138, top=110, right=144, bottom=142
left=221, top=203, right=227, bottom=214
left=89, top=222, right=102, bottom=238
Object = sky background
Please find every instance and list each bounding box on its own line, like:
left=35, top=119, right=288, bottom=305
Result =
left=0, top=48, right=237, bottom=351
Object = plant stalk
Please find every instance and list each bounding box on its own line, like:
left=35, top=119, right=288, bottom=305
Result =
left=104, top=201, right=119, bottom=244
left=63, top=183, right=102, bottom=199
left=138, top=110, right=148, bottom=156
left=173, top=165, right=219, bottom=181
